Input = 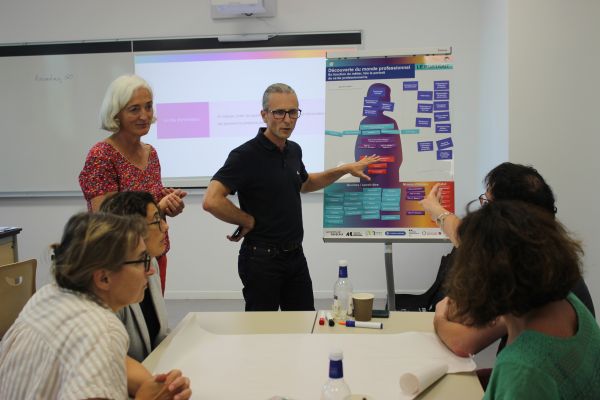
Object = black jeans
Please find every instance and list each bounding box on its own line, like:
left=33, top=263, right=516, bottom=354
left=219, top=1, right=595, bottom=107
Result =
left=238, top=241, right=315, bottom=311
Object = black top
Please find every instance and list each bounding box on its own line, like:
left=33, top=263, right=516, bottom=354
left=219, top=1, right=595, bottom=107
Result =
left=212, top=128, right=309, bottom=244
left=139, top=287, right=159, bottom=348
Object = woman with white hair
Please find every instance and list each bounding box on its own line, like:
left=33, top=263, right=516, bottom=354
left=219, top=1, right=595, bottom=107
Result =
left=79, top=74, right=186, bottom=291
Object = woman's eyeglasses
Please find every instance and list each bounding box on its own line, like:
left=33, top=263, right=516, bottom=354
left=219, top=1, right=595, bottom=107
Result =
left=467, top=193, right=490, bottom=211
left=123, top=253, right=152, bottom=272
left=478, top=193, right=489, bottom=206
left=148, top=217, right=167, bottom=232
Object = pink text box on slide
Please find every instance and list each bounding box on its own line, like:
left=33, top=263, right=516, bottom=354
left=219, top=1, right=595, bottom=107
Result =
left=156, top=102, right=209, bottom=139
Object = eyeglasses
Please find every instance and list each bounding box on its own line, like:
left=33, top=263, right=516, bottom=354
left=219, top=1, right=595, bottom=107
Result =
left=478, top=193, right=489, bottom=206
left=123, top=253, right=152, bottom=272
left=148, top=217, right=167, bottom=232
left=268, top=108, right=302, bottom=120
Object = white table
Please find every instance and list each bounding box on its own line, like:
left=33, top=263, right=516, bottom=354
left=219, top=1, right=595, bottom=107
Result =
left=143, top=311, right=484, bottom=399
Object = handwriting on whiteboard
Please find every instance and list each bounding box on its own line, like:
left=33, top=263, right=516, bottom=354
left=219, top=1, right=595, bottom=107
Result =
left=34, top=73, right=74, bottom=83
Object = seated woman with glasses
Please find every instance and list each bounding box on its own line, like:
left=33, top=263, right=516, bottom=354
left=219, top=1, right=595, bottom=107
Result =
left=0, top=212, right=191, bottom=399
left=422, top=162, right=557, bottom=247
left=420, top=162, right=594, bottom=358
left=445, top=201, right=600, bottom=399
left=100, top=191, right=170, bottom=363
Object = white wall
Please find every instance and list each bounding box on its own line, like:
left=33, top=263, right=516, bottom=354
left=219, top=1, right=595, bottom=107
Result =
left=1, top=1, right=508, bottom=300
left=508, top=0, right=600, bottom=314
left=478, top=0, right=509, bottom=177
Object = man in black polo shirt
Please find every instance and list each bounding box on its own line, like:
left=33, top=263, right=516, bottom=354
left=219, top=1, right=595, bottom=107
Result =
left=203, top=83, right=379, bottom=311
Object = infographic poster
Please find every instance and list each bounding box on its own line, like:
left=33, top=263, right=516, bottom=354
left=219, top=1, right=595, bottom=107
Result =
left=323, top=53, right=454, bottom=240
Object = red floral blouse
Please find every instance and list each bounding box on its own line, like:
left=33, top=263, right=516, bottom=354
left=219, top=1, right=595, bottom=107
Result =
left=79, top=141, right=170, bottom=252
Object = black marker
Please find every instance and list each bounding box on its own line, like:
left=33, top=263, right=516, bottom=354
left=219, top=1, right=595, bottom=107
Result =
left=326, top=312, right=335, bottom=327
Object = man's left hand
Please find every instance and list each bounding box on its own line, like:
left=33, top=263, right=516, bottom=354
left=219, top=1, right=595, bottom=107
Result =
left=347, top=155, right=381, bottom=181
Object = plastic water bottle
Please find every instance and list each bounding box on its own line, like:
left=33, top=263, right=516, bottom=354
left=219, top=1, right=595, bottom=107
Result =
left=332, top=260, right=353, bottom=321
left=320, top=349, right=352, bottom=400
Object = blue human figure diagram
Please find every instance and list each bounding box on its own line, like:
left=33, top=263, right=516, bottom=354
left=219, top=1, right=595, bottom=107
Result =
left=355, top=83, right=402, bottom=186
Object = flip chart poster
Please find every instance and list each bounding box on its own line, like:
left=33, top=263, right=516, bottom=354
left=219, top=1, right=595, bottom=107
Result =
left=323, top=54, right=454, bottom=240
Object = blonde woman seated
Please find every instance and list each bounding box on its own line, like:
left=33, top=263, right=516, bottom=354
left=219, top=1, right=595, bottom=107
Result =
left=445, top=201, right=600, bottom=399
left=0, top=213, right=191, bottom=400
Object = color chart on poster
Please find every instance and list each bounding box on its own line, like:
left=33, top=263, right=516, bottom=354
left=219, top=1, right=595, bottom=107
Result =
left=323, top=50, right=454, bottom=241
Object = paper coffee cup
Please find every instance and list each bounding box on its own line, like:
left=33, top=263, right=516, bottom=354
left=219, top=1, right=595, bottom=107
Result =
left=352, top=292, right=375, bottom=321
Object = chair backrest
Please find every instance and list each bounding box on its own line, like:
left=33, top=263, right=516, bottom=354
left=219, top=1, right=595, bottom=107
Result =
left=0, top=259, right=37, bottom=338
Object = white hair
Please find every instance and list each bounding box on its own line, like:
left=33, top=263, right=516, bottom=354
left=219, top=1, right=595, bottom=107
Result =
left=99, top=74, right=156, bottom=133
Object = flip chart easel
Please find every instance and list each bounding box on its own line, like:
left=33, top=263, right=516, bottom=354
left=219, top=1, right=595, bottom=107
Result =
left=323, top=48, right=454, bottom=310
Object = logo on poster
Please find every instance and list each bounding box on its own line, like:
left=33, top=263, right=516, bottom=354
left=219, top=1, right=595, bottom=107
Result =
left=345, top=231, right=364, bottom=237
left=384, top=231, right=406, bottom=236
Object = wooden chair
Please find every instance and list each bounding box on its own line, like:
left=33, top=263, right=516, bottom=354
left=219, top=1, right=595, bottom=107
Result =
left=0, top=259, right=36, bottom=338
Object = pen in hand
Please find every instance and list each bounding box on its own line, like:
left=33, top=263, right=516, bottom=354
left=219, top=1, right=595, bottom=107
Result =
left=231, top=225, right=242, bottom=239
left=227, top=225, right=243, bottom=241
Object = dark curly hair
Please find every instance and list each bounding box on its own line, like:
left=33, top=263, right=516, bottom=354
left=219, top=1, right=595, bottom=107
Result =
left=485, top=162, right=557, bottom=214
left=445, top=200, right=582, bottom=327
left=99, top=191, right=158, bottom=218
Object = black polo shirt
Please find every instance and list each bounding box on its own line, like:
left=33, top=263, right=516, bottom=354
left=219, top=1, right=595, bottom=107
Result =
left=212, top=128, right=309, bottom=244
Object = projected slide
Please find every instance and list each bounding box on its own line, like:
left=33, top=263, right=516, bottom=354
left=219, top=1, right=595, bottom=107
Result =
left=135, top=50, right=330, bottom=186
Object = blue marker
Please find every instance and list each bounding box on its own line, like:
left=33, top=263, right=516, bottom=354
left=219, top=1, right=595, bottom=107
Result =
left=339, top=320, right=383, bottom=329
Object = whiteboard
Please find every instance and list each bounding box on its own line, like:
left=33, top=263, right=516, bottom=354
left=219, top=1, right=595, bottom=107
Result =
left=0, top=33, right=360, bottom=196
left=0, top=52, right=133, bottom=195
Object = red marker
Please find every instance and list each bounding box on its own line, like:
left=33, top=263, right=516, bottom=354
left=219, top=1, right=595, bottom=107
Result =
left=318, top=311, right=325, bottom=326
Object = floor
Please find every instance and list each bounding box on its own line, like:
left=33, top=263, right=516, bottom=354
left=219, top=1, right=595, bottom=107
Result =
left=164, top=298, right=497, bottom=369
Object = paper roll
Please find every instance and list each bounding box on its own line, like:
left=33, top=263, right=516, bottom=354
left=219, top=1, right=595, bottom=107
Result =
left=399, top=363, right=448, bottom=395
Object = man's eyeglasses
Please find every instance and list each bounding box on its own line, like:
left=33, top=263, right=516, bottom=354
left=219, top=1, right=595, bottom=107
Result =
left=148, top=217, right=167, bottom=232
left=268, top=108, right=302, bottom=120
left=478, top=193, right=489, bottom=206
left=123, top=253, right=152, bottom=272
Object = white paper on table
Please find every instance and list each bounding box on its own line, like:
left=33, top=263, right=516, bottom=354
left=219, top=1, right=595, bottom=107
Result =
left=150, top=316, right=476, bottom=400
left=399, top=362, right=448, bottom=396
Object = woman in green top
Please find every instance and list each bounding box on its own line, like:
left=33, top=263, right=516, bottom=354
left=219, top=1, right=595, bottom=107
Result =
left=445, top=200, right=600, bottom=399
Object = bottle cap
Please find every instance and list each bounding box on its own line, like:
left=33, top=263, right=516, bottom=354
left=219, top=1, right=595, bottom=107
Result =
left=328, top=349, right=345, bottom=379
left=329, top=349, right=344, bottom=361
left=339, top=259, right=348, bottom=267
